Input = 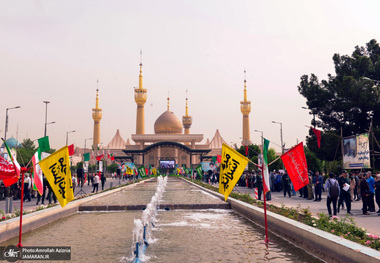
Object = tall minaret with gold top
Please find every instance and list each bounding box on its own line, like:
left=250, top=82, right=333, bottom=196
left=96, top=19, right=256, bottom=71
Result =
left=182, top=91, right=192, bottom=144
left=92, top=85, right=102, bottom=146
left=241, top=70, right=252, bottom=146
left=135, top=50, right=147, bottom=134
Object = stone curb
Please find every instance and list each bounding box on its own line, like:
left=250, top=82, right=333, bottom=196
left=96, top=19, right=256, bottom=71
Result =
left=0, top=179, right=150, bottom=244
left=182, top=178, right=380, bottom=263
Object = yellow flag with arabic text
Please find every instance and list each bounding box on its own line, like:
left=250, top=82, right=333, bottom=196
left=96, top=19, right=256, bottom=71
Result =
left=219, top=143, right=249, bottom=201
left=152, top=168, right=157, bottom=175
left=126, top=167, right=133, bottom=175
left=39, top=146, right=74, bottom=207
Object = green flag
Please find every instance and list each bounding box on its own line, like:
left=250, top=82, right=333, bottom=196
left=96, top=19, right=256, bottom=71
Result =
left=263, top=138, right=270, bottom=194
left=84, top=152, right=90, bottom=162
left=212, top=156, right=217, bottom=163
left=38, top=136, right=50, bottom=152
left=138, top=165, right=146, bottom=177
left=195, top=165, right=203, bottom=180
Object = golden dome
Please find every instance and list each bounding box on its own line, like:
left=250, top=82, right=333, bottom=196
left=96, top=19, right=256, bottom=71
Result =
left=154, top=110, right=183, bottom=134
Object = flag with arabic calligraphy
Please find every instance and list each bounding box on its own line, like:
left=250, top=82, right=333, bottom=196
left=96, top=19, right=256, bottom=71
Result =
left=280, top=142, right=309, bottom=191
left=219, top=143, right=249, bottom=201
left=39, top=146, right=74, bottom=207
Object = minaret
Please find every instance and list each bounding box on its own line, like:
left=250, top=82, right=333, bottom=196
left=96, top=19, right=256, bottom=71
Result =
left=135, top=50, right=147, bottom=134
left=92, top=84, right=102, bottom=146
left=182, top=90, right=192, bottom=145
left=240, top=70, right=252, bottom=146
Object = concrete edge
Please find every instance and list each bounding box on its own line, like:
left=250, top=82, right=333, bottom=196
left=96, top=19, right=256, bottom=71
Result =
left=0, top=179, right=151, bottom=244
left=181, top=178, right=380, bottom=263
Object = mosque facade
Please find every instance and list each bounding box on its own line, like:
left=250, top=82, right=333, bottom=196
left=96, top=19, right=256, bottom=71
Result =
left=85, top=56, right=251, bottom=171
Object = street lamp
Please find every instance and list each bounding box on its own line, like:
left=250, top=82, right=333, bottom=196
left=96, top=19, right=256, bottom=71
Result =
left=272, top=121, right=284, bottom=155
left=43, top=101, right=50, bottom=137
left=66, top=130, right=76, bottom=145
left=302, top=106, right=316, bottom=128
left=254, top=129, right=264, bottom=152
left=4, top=106, right=21, bottom=142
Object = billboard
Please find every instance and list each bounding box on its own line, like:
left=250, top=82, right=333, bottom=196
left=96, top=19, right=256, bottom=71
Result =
left=342, top=133, right=370, bottom=169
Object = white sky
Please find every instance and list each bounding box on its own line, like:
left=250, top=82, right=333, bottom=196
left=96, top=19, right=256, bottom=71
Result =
left=1, top=0, right=379, bottom=153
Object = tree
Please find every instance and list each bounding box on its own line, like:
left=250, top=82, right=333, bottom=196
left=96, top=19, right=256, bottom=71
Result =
left=17, top=139, right=36, bottom=166
left=236, top=144, right=261, bottom=172
left=299, top=39, right=380, bottom=136
left=304, top=147, right=322, bottom=173
left=107, top=163, right=118, bottom=173
left=267, top=148, right=282, bottom=172
left=298, top=39, right=380, bottom=162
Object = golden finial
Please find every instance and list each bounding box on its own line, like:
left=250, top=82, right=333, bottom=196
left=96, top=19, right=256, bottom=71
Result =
left=167, top=93, right=170, bottom=110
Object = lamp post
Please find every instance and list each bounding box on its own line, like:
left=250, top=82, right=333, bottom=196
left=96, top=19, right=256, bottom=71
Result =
left=302, top=106, right=316, bottom=128
left=66, top=130, right=76, bottom=145
left=4, top=106, right=21, bottom=142
left=43, top=101, right=50, bottom=137
left=45, top=121, right=55, bottom=136
left=271, top=121, right=284, bottom=155
left=254, top=129, right=264, bottom=153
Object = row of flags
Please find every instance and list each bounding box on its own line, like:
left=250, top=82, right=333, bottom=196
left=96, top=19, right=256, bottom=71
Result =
left=219, top=140, right=309, bottom=202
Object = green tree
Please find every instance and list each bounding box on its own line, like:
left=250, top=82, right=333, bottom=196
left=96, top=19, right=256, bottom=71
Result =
left=17, top=139, right=36, bottom=166
left=107, top=163, right=118, bottom=173
left=304, top=147, right=322, bottom=173
left=236, top=144, right=261, bottom=172
left=299, top=39, right=380, bottom=136
left=298, top=39, right=380, bottom=164
left=267, top=148, right=282, bottom=172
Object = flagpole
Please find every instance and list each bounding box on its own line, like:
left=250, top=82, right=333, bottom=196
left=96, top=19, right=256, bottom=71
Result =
left=17, top=167, right=27, bottom=248
left=262, top=164, right=269, bottom=245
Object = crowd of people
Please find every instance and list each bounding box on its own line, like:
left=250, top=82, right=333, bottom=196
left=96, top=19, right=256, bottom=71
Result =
left=198, top=167, right=380, bottom=218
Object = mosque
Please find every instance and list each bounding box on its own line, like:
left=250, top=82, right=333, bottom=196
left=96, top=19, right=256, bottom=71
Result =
left=79, top=56, right=252, bottom=171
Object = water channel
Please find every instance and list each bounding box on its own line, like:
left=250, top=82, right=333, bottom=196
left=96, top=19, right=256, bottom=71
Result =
left=0, top=177, right=323, bottom=262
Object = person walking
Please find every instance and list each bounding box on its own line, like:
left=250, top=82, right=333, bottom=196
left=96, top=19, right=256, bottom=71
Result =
left=282, top=172, right=291, bottom=198
left=324, top=172, right=340, bottom=217
left=337, top=171, right=352, bottom=215
left=101, top=173, right=107, bottom=190
left=375, top=174, right=380, bottom=214
left=92, top=173, right=100, bottom=193
left=72, top=174, right=78, bottom=194
left=36, top=176, right=48, bottom=205
left=349, top=173, right=356, bottom=201
left=23, top=173, right=32, bottom=202
left=314, top=171, right=323, bottom=201
left=360, top=173, right=370, bottom=215
left=366, top=171, right=376, bottom=212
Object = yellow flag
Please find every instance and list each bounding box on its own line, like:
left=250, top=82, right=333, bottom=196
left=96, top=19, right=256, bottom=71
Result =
left=152, top=168, right=157, bottom=175
left=126, top=167, right=133, bottom=175
left=219, top=143, right=249, bottom=201
left=39, top=146, right=74, bottom=207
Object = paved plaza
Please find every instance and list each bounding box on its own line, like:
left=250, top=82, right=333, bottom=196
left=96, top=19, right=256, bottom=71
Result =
left=231, top=184, right=380, bottom=237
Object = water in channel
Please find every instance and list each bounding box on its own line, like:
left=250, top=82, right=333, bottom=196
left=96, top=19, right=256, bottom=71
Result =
left=0, top=177, right=323, bottom=262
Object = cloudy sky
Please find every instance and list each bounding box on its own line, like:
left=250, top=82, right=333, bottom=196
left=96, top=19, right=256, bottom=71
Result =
left=1, top=0, right=379, bottom=153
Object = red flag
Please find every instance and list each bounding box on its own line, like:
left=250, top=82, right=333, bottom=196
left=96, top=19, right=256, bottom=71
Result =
left=111, top=155, right=115, bottom=161
left=107, top=153, right=111, bottom=159
left=145, top=168, right=149, bottom=175
left=96, top=154, right=104, bottom=161
left=311, top=127, right=321, bottom=148
left=217, top=154, right=222, bottom=163
left=281, top=142, right=309, bottom=191
left=0, top=156, right=19, bottom=187
left=245, top=145, right=248, bottom=156
left=68, top=144, right=75, bottom=156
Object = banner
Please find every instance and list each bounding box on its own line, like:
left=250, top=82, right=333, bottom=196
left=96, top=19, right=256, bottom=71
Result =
left=195, top=165, right=203, bottom=179
left=138, top=166, right=146, bottom=177
left=0, top=155, right=19, bottom=187
left=39, top=146, right=74, bottom=207
left=342, top=133, right=370, bottom=169
left=219, top=143, right=249, bottom=201
left=126, top=167, right=133, bottom=175
left=281, top=142, right=309, bottom=191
